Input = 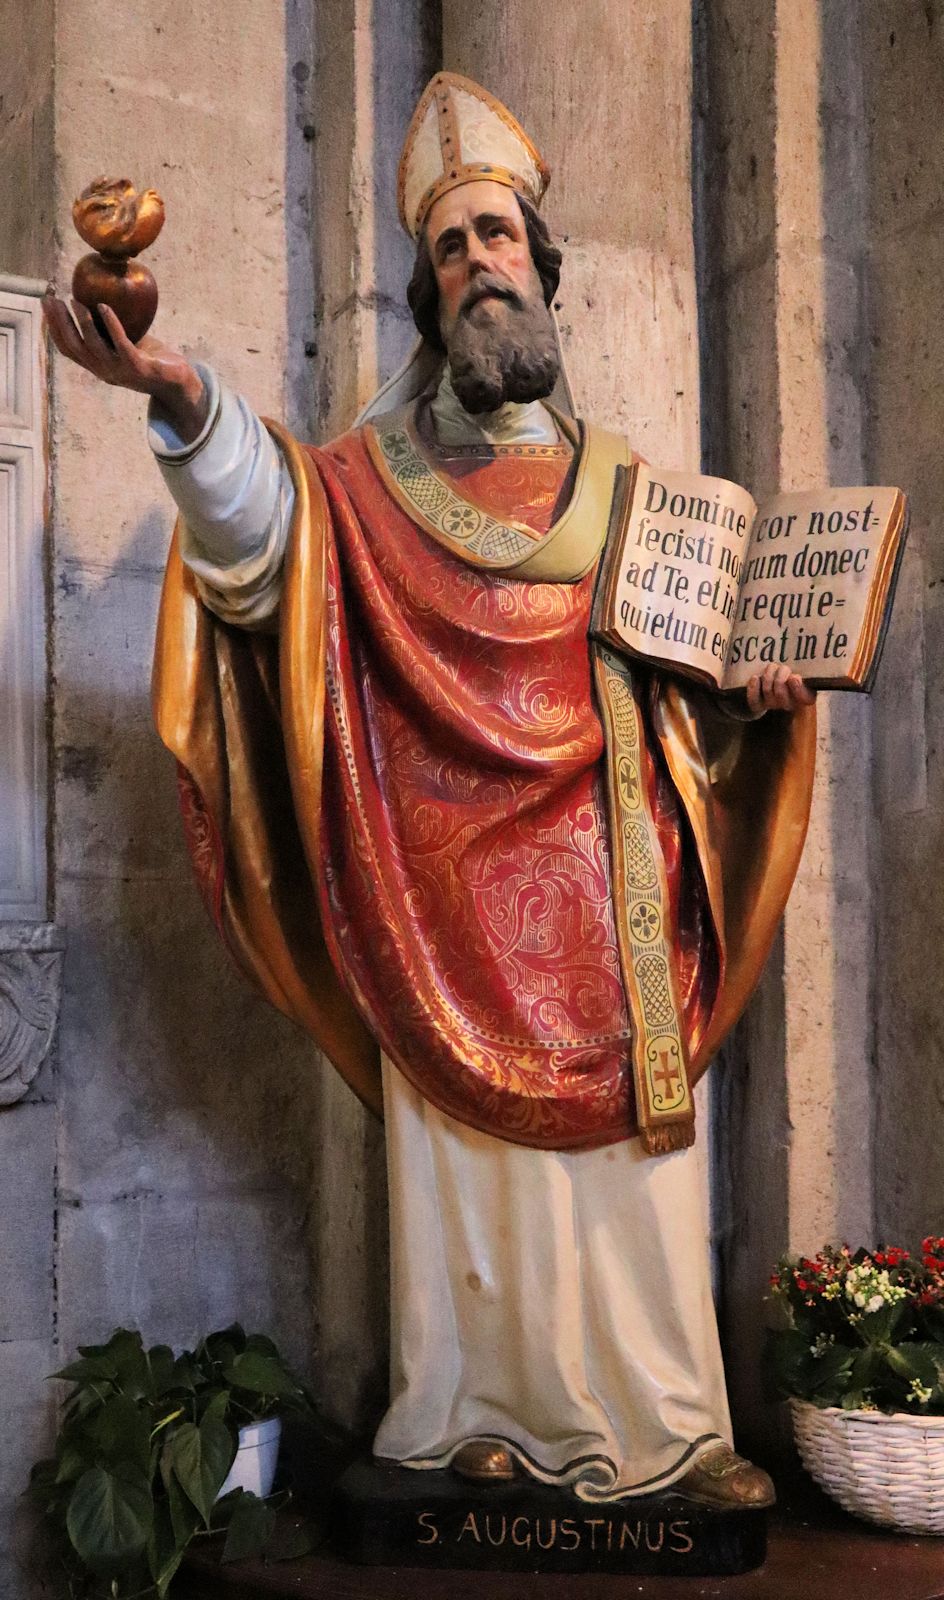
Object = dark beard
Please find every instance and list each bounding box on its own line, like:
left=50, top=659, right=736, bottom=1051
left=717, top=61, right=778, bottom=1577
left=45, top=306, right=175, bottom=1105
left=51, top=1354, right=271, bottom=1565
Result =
left=445, top=279, right=560, bottom=415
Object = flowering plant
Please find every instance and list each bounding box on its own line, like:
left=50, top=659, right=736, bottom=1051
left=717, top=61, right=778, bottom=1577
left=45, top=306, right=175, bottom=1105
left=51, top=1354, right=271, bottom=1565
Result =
left=766, top=1241, right=944, bottom=1413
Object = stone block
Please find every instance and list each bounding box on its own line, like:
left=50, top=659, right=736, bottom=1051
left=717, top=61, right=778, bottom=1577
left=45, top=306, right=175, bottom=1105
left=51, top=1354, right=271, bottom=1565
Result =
left=57, top=1190, right=312, bottom=1372
left=55, top=875, right=319, bottom=1205
left=0, top=1104, right=55, bottom=1341
left=445, top=0, right=696, bottom=259
left=0, top=1340, right=58, bottom=1585
left=557, top=240, right=699, bottom=467
left=862, top=6, right=944, bottom=245
left=0, top=0, right=54, bottom=280
left=873, top=545, right=927, bottom=819
left=696, top=0, right=777, bottom=283
left=705, top=258, right=779, bottom=494
left=52, top=558, right=186, bottom=885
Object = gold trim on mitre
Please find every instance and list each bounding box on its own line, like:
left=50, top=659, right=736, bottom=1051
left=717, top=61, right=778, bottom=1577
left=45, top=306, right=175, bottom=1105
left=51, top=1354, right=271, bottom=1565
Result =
left=398, top=71, right=550, bottom=239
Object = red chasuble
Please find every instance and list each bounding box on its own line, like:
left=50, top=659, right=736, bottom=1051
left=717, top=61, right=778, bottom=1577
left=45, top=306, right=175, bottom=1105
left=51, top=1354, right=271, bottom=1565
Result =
left=153, top=414, right=816, bottom=1152
left=301, top=427, right=717, bottom=1148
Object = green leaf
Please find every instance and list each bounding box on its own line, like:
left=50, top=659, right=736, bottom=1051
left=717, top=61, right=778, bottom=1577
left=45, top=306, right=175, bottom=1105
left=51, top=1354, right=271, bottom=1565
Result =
left=220, top=1491, right=277, bottom=1564
left=764, top=1328, right=816, bottom=1399
left=51, top=1355, right=118, bottom=1387
left=223, top=1350, right=299, bottom=1400
left=857, top=1301, right=906, bottom=1347
left=267, top=1518, right=318, bottom=1561
left=848, top=1345, right=882, bottom=1392
left=62, top=1384, right=105, bottom=1422
left=885, top=1342, right=940, bottom=1394
left=244, top=1334, right=279, bottom=1358
left=919, top=1305, right=944, bottom=1341
left=65, top=1465, right=153, bottom=1574
left=105, top=1330, right=149, bottom=1398
left=910, top=1341, right=944, bottom=1388
left=169, top=1353, right=198, bottom=1393
left=145, top=1344, right=177, bottom=1399
left=209, top=1323, right=247, bottom=1353
left=199, top=1388, right=232, bottom=1427
left=54, top=1443, right=93, bottom=1486
left=169, top=1414, right=236, bottom=1527
left=146, top=1497, right=186, bottom=1596
left=28, top=1456, right=62, bottom=1511
left=166, top=1468, right=201, bottom=1550
left=807, top=1343, right=855, bottom=1399
left=86, top=1395, right=151, bottom=1475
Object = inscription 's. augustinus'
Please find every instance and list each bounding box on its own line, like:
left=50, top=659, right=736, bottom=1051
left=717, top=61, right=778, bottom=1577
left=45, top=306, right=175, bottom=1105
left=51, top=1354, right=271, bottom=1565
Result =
left=415, top=1509, right=695, bottom=1554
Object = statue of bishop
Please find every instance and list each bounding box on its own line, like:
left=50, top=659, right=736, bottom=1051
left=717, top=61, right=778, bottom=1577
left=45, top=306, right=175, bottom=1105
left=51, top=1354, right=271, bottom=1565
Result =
left=45, top=73, right=815, bottom=1507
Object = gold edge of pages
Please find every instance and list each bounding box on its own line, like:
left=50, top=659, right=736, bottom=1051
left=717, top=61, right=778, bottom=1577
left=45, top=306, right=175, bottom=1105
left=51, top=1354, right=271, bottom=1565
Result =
left=849, top=491, right=907, bottom=685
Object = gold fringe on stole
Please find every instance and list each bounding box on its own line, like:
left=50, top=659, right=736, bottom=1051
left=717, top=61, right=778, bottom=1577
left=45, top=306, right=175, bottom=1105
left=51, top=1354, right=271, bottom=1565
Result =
left=593, top=647, right=696, bottom=1155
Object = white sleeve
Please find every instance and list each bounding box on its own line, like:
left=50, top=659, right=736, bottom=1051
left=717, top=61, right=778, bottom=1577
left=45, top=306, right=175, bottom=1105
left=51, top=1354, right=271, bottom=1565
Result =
left=148, top=362, right=295, bottom=627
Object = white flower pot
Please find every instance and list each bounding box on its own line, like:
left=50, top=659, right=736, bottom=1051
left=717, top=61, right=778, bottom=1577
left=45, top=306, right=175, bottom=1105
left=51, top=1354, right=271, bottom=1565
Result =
left=217, top=1416, right=282, bottom=1501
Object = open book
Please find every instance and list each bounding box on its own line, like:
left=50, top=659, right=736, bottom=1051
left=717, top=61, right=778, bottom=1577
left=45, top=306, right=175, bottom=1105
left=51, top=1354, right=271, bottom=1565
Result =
left=591, top=464, right=908, bottom=692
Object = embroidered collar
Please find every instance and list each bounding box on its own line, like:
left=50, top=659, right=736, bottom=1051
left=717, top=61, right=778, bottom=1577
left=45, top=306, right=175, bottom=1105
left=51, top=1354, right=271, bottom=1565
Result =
left=364, top=402, right=629, bottom=583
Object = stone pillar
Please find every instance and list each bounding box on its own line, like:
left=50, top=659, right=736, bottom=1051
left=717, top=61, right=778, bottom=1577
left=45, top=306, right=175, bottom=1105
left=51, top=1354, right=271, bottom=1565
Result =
left=442, top=0, right=701, bottom=464
left=862, top=7, right=944, bottom=1243
left=305, top=0, right=439, bottom=1433
left=697, top=0, right=875, bottom=1450
left=49, top=0, right=318, bottom=1402
left=0, top=0, right=54, bottom=280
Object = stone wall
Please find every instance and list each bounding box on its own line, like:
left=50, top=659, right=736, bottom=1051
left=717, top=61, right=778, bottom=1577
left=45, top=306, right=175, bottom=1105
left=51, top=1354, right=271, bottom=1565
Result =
left=864, top=6, right=944, bottom=1243
left=0, top=4, right=326, bottom=1593
left=2, top=1, right=943, bottom=1590
left=696, top=0, right=877, bottom=1453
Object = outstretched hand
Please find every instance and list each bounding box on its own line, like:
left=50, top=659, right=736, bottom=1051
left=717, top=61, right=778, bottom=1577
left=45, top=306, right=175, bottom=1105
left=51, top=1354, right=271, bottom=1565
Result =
left=41, top=294, right=209, bottom=444
left=745, top=663, right=817, bottom=716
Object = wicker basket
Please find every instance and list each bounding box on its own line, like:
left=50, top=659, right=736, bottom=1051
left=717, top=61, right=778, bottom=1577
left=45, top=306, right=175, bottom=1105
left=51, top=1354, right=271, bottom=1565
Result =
left=791, top=1397, right=944, bottom=1534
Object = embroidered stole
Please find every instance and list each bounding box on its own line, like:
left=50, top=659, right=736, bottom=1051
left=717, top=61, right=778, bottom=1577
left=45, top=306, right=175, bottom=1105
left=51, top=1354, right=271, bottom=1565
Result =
left=365, top=409, right=697, bottom=1152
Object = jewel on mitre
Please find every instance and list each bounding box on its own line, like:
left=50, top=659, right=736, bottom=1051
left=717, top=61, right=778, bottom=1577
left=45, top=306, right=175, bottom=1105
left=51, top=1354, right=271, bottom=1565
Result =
left=398, top=71, right=550, bottom=240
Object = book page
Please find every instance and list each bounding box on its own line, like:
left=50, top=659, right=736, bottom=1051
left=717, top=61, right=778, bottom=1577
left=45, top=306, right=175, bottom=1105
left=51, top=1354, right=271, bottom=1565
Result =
left=607, top=466, right=757, bottom=684
left=723, top=486, right=902, bottom=689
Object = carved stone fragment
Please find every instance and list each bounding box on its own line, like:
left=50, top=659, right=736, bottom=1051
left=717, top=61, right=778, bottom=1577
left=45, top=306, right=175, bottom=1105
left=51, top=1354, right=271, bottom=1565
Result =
left=0, top=943, right=63, bottom=1105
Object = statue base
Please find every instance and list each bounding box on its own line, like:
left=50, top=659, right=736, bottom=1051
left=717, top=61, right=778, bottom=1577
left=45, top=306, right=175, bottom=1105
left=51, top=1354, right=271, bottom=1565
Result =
left=333, top=1458, right=768, bottom=1575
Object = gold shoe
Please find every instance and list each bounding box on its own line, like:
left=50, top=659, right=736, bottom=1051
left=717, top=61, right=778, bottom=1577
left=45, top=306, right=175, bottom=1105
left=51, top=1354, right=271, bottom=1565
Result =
left=674, top=1445, right=776, bottom=1510
left=451, top=1441, right=517, bottom=1483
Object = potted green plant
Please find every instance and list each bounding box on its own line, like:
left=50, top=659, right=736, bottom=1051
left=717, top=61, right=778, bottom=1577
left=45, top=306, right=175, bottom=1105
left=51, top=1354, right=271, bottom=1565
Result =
left=767, top=1239, right=944, bottom=1533
left=29, top=1323, right=315, bottom=1596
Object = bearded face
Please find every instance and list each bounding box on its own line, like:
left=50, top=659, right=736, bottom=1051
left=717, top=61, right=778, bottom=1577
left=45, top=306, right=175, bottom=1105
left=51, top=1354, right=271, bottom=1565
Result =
left=442, top=270, right=560, bottom=414
left=407, top=182, right=563, bottom=416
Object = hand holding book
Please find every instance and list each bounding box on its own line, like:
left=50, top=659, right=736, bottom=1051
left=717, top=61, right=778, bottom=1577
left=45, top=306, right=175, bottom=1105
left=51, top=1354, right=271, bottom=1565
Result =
left=745, top=662, right=817, bottom=715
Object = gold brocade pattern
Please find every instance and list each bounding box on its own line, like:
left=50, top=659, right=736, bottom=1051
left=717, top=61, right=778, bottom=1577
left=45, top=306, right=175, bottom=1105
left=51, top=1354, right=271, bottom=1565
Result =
left=371, top=423, right=540, bottom=565
left=594, top=652, right=694, bottom=1150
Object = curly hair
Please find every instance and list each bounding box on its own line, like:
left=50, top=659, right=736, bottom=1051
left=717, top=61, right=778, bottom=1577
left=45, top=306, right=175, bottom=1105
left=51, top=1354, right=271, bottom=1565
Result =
left=406, top=192, right=562, bottom=353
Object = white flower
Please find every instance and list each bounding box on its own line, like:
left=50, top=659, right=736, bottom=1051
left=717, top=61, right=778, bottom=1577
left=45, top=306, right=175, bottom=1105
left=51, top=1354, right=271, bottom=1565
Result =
left=810, top=1333, right=834, bottom=1359
left=909, top=1378, right=933, bottom=1405
left=844, top=1262, right=910, bottom=1314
